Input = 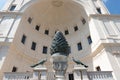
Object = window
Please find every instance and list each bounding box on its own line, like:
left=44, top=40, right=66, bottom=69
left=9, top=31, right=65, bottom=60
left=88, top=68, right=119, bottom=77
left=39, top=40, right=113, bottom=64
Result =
left=31, top=42, right=36, bottom=50
left=74, top=26, right=78, bottom=31
left=96, top=66, right=101, bottom=71
left=82, top=18, right=86, bottom=24
left=96, top=8, right=102, bottom=14
left=43, top=46, right=48, bottom=54
left=69, top=74, right=74, bottom=80
left=65, top=30, right=69, bottom=35
left=10, top=5, right=16, bottom=11
left=28, top=17, right=32, bottom=24
left=45, top=30, right=49, bottom=35
left=12, top=66, right=17, bottom=72
left=77, top=42, right=82, bottom=51
left=35, top=25, right=40, bottom=31
left=68, top=46, right=71, bottom=53
left=21, top=35, right=26, bottom=44
left=87, top=36, right=92, bottom=45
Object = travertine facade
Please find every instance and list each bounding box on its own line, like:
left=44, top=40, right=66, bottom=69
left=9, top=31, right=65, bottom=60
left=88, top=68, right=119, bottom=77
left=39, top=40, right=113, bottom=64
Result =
left=0, top=0, right=120, bottom=80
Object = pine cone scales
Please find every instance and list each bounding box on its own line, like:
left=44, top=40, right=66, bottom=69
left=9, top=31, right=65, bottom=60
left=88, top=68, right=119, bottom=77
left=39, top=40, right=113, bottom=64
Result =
left=50, top=31, right=69, bottom=56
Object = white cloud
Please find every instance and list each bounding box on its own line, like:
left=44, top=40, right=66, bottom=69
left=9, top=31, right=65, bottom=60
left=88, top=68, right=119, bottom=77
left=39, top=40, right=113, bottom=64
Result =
left=103, top=0, right=109, bottom=3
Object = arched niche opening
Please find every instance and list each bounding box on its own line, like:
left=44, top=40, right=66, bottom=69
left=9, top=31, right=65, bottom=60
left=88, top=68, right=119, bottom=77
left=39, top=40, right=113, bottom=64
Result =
left=11, top=0, right=94, bottom=72
left=15, top=0, right=92, bottom=60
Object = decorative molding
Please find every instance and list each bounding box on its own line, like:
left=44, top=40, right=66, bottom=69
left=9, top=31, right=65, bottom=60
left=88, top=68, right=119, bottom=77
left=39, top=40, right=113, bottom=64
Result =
left=0, top=11, right=22, bottom=17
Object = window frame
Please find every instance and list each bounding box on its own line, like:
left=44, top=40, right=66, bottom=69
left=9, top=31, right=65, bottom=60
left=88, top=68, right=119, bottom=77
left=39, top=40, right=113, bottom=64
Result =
left=12, top=66, right=17, bottom=72
left=9, top=5, right=16, bottom=11
left=87, top=35, right=92, bottom=45
left=77, top=42, right=82, bottom=51
left=31, top=42, right=36, bottom=51
left=96, top=7, right=102, bottom=14
left=28, top=17, right=32, bottom=24
left=65, top=30, right=69, bottom=35
left=74, top=26, right=78, bottom=31
left=43, top=46, right=48, bottom=54
left=35, top=25, right=40, bottom=31
left=96, top=66, right=101, bottom=71
left=82, top=18, right=86, bottom=25
left=21, top=34, right=26, bottom=44
left=45, top=30, right=49, bottom=35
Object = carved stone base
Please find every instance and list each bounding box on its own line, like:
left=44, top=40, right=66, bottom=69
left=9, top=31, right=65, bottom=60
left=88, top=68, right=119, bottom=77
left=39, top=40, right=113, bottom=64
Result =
left=51, top=53, right=68, bottom=80
left=73, top=65, right=89, bottom=80
left=33, top=65, right=47, bottom=80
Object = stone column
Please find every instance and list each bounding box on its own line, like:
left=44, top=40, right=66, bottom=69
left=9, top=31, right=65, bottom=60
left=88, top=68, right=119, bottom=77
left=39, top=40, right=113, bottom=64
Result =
left=33, top=65, right=47, bottom=80
left=73, top=65, right=89, bottom=80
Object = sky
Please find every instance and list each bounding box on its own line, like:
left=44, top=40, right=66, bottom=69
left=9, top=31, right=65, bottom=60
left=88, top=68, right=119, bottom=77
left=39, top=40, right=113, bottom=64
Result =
left=103, top=0, right=120, bottom=14
left=0, top=0, right=120, bottom=14
left=0, top=0, right=6, bottom=10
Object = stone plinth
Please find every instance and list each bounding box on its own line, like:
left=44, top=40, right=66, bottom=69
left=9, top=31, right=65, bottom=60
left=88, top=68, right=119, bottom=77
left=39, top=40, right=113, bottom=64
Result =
left=73, top=65, right=89, bottom=80
left=33, top=65, right=47, bottom=80
left=51, top=53, right=68, bottom=80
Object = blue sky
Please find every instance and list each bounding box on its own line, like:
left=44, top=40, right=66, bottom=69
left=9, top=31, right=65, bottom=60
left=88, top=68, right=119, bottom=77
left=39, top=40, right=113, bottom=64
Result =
left=0, top=0, right=120, bottom=14
left=0, top=0, right=6, bottom=10
left=103, top=0, right=120, bottom=14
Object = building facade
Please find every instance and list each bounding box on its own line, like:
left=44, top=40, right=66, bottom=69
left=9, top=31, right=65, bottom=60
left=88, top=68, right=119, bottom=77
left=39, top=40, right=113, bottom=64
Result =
left=0, top=0, right=120, bottom=80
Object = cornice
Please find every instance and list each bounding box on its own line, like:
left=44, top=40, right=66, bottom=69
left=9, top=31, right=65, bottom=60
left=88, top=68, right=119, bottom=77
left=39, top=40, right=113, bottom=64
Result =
left=0, top=11, right=22, bottom=17
left=89, top=14, right=120, bottom=20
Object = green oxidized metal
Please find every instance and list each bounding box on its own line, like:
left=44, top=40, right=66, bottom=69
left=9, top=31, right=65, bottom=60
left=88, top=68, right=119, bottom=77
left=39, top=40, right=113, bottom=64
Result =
left=50, top=31, right=69, bottom=56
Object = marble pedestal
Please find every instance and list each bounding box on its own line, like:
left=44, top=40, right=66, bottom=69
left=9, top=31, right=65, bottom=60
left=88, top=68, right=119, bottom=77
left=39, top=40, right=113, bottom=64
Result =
left=73, top=65, right=89, bottom=80
left=51, top=53, right=68, bottom=80
left=33, top=65, right=47, bottom=80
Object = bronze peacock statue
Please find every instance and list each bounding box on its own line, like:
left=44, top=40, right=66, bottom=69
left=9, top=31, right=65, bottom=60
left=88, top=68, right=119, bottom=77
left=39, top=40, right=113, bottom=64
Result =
left=72, top=57, right=88, bottom=68
left=30, top=58, right=47, bottom=68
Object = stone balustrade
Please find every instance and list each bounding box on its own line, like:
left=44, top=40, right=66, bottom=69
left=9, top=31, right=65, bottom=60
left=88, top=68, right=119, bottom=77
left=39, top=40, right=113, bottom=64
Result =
left=3, top=72, right=33, bottom=80
left=88, top=71, right=114, bottom=80
left=3, top=71, right=114, bottom=80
